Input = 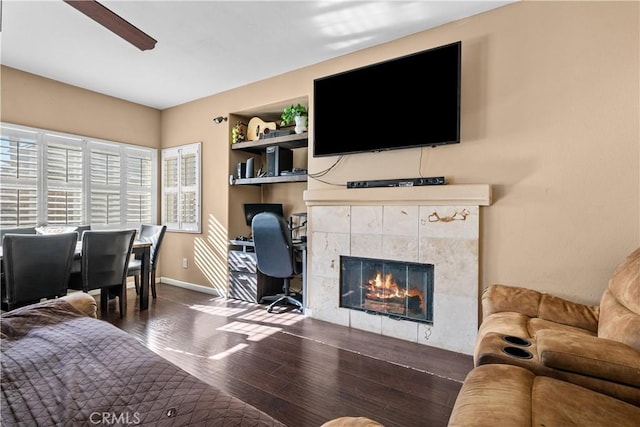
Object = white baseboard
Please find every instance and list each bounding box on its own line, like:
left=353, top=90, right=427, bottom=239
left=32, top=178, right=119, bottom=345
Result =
left=160, top=277, right=222, bottom=296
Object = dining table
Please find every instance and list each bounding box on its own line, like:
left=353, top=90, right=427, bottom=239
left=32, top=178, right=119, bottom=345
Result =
left=0, top=239, right=153, bottom=311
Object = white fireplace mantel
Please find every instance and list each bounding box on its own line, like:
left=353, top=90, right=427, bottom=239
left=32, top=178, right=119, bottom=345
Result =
left=303, top=184, right=492, bottom=206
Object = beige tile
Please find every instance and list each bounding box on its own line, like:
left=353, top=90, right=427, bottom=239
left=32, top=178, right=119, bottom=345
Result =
left=420, top=238, right=478, bottom=298
left=309, top=231, right=350, bottom=279
left=381, top=316, right=419, bottom=342
left=310, top=206, right=351, bottom=233
left=419, top=205, right=479, bottom=240
left=351, top=233, right=383, bottom=258
left=306, top=276, right=350, bottom=326
left=382, top=235, right=419, bottom=262
left=351, top=206, right=383, bottom=234
left=383, top=205, right=419, bottom=236
left=350, top=309, right=382, bottom=334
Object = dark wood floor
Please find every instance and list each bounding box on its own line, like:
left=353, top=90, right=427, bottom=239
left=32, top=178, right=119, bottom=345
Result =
left=99, top=283, right=473, bottom=427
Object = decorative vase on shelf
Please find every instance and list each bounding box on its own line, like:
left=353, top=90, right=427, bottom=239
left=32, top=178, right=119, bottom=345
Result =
left=294, top=115, right=307, bottom=134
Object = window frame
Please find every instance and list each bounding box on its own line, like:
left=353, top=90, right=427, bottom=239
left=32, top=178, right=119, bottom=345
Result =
left=0, top=122, right=158, bottom=229
left=161, top=142, right=201, bottom=233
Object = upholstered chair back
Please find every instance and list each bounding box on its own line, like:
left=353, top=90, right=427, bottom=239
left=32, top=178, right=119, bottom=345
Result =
left=597, top=247, right=640, bottom=350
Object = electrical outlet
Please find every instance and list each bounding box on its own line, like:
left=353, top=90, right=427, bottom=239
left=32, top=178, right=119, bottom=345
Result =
left=182, top=258, right=188, bottom=268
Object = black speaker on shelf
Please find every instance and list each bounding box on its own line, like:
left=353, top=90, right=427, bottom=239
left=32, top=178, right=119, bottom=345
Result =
left=237, top=162, right=246, bottom=179
left=245, top=158, right=254, bottom=178
left=266, top=146, right=293, bottom=177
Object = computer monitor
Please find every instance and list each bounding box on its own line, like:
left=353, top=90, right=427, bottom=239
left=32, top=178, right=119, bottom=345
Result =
left=244, top=203, right=284, bottom=227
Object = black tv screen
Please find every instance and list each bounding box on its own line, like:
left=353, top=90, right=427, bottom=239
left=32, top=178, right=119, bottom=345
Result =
left=244, top=203, right=284, bottom=226
left=313, top=41, right=461, bottom=157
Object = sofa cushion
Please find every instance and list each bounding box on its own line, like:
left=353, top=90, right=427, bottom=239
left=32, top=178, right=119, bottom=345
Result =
left=598, top=247, right=640, bottom=350
left=531, top=370, right=640, bottom=427
left=448, top=364, right=640, bottom=427
left=537, top=329, right=640, bottom=388
left=477, top=312, right=595, bottom=344
left=448, top=364, right=535, bottom=426
left=481, top=284, right=599, bottom=332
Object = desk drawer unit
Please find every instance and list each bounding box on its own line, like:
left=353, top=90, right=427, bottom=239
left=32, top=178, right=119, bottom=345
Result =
left=228, top=251, right=258, bottom=273
left=228, top=249, right=281, bottom=303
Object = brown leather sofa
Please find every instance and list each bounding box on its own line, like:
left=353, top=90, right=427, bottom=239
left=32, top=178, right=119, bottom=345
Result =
left=449, top=247, right=640, bottom=425
left=448, top=364, right=640, bottom=426
left=474, top=246, right=639, bottom=405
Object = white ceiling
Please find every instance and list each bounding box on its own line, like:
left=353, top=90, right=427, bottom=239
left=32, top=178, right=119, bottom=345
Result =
left=1, top=1, right=513, bottom=110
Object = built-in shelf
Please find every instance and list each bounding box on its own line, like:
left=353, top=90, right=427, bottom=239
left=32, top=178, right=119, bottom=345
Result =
left=231, top=132, right=308, bottom=154
left=233, top=174, right=307, bottom=185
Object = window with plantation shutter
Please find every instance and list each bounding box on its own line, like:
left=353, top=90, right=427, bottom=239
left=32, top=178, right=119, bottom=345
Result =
left=162, top=143, right=200, bottom=232
left=90, top=143, right=121, bottom=225
left=45, top=134, right=84, bottom=225
left=0, top=126, right=40, bottom=227
left=0, top=123, right=157, bottom=230
left=126, top=147, right=154, bottom=225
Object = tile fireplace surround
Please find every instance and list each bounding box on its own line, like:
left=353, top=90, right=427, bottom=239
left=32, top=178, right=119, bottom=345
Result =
left=304, top=185, right=492, bottom=355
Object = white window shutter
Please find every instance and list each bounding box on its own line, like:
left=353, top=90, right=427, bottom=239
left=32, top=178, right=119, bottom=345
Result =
left=126, top=148, right=155, bottom=226
left=89, top=144, right=121, bottom=225
left=0, top=126, right=39, bottom=227
left=1, top=123, right=158, bottom=230
left=45, top=134, right=84, bottom=225
left=162, top=143, right=200, bottom=232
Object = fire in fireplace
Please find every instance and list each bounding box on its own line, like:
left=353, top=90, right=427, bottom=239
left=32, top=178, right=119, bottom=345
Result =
left=340, top=256, right=434, bottom=324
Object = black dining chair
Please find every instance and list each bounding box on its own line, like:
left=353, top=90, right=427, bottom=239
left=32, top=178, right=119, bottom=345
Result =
left=251, top=212, right=303, bottom=313
left=127, top=224, right=167, bottom=299
left=0, top=227, right=38, bottom=291
left=1, top=232, right=77, bottom=311
left=0, top=227, right=37, bottom=242
left=74, top=225, right=91, bottom=241
left=68, top=229, right=136, bottom=317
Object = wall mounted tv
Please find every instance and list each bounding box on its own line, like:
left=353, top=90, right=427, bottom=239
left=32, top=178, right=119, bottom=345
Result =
left=313, top=41, right=461, bottom=157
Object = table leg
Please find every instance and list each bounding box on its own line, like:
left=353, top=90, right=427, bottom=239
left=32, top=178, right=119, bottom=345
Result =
left=138, top=246, right=151, bottom=310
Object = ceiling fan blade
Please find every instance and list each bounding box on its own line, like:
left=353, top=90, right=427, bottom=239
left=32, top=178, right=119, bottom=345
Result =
left=63, top=0, right=157, bottom=51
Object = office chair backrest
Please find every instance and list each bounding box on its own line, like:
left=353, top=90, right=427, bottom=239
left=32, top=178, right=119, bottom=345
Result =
left=251, top=212, right=295, bottom=279
left=138, top=224, right=167, bottom=267
left=81, top=230, right=136, bottom=291
left=2, top=232, right=77, bottom=309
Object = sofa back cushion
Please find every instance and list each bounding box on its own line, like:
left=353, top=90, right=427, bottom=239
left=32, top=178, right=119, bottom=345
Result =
left=598, top=247, right=640, bottom=350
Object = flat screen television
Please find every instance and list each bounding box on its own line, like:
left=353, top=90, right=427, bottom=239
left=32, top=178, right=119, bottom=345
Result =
left=244, top=203, right=284, bottom=226
left=313, top=41, right=461, bottom=157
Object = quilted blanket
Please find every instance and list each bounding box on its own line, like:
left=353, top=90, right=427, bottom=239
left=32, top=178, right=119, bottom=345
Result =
left=1, top=299, right=286, bottom=426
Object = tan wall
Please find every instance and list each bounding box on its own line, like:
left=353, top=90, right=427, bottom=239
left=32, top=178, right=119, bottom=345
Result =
left=0, top=66, right=161, bottom=148
left=3, top=1, right=638, bottom=306
left=160, top=1, right=638, bottom=303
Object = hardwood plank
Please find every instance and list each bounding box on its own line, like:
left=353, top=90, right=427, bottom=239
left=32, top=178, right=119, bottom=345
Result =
left=99, top=283, right=472, bottom=427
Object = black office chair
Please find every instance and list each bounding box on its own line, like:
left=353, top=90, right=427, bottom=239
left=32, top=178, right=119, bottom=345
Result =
left=127, top=224, right=167, bottom=299
left=251, top=212, right=303, bottom=313
left=1, top=232, right=77, bottom=311
left=68, top=229, right=136, bottom=318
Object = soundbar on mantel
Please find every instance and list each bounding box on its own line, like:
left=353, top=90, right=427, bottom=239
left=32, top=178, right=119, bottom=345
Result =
left=347, top=176, right=446, bottom=189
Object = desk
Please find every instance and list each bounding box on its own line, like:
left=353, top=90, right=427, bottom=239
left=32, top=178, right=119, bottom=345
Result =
left=228, top=240, right=307, bottom=309
left=0, top=240, right=152, bottom=311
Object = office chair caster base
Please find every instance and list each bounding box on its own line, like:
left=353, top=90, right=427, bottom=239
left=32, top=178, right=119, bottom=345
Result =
left=264, top=295, right=303, bottom=313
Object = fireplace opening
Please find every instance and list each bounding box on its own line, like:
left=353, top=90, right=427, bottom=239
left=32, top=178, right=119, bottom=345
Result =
left=340, top=256, right=434, bottom=324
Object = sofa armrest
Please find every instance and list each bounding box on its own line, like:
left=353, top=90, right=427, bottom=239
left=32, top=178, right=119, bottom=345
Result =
left=59, top=293, right=97, bottom=318
left=482, top=284, right=599, bottom=332
left=536, top=329, right=640, bottom=388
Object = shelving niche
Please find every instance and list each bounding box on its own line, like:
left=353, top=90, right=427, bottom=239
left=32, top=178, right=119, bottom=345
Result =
left=229, top=97, right=308, bottom=186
